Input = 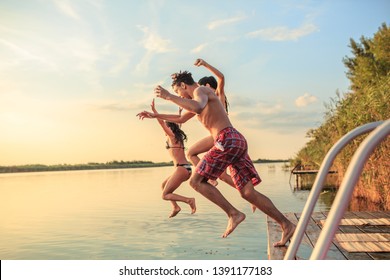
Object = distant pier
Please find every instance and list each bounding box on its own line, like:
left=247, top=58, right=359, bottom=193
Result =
left=292, top=170, right=337, bottom=175
left=291, top=166, right=337, bottom=189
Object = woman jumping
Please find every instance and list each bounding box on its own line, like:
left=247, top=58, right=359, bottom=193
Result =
left=143, top=99, right=196, bottom=218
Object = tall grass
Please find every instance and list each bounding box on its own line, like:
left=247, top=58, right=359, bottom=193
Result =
left=292, top=23, right=390, bottom=210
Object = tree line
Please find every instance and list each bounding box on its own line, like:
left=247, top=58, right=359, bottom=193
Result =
left=0, top=158, right=288, bottom=174
left=0, top=161, right=173, bottom=173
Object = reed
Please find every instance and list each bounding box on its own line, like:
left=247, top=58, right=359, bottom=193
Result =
left=292, top=23, right=390, bottom=210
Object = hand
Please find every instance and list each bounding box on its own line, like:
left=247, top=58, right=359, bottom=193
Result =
left=136, top=111, right=155, bottom=120
left=154, top=85, right=171, bottom=100
left=194, top=58, right=206, bottom=67
left=150, top=99, right=158, bottom=113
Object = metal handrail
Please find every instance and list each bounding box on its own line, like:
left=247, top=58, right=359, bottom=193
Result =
left=284, top=120, right=386, bottom=260
left=310, top=119, right=390, bottom=259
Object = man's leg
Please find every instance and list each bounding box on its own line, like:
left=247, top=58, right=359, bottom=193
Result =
left=240, top=182, right=296, bottom=246
left=189, top=172, right=245, bottom=238
left=218, top=171, right=257, bottom=212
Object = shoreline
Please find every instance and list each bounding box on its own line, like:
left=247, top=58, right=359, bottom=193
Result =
left=0, top=161, right=173, bottom=174
left=0, top=159, right=289, bottom=174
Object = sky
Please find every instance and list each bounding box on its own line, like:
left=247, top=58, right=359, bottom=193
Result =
left=0, top=0, right=389, bottom=165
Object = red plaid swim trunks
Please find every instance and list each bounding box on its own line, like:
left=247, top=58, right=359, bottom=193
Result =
left=196, top=127, right=261, bottom=190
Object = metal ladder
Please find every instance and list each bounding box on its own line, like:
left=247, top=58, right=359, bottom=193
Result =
left=284, top=119, right=390, bottom=260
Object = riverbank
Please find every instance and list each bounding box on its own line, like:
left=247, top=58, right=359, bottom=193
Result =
left=0, top=159, right=289, bottom=174
left=0, top=161, right=172, bottom=174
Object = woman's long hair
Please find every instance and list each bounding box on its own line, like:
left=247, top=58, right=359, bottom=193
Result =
left=165, top=122, right=188, bottom=145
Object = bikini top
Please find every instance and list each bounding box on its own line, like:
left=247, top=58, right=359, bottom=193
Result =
left=165, top=140, right=185, bottom=150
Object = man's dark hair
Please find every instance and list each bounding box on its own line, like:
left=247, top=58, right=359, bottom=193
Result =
left=171, top=71, right=195, bottom=87
left=198, top=76, right=217, bottom=90
left=198, top=76, right=229, bottom=113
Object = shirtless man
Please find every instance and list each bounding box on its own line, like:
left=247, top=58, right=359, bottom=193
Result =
left=137, top=71, right=295, bottom=245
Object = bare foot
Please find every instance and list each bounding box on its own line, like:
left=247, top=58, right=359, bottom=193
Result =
left=189, top=198, right=196, bottom=214
left=222, top=212, right=246, bottom=238
left=208, top=179, right=218, bottom=187
left=273, top=222, right=296, bottom=247
left=169, top=206, right=181, bottom=218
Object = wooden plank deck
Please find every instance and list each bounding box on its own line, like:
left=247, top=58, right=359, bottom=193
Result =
left=267, top=211, right=390, bottom=260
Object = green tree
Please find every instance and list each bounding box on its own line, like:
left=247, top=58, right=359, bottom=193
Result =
left=293, top=23, right=390, bottom=210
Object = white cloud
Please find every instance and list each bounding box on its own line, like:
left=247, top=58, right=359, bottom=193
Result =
left=233, top=108, right=321, bottom=133
left=295, top=93, right=318, bottom=107
left=87, top=0, right=105, bottom=10
left=135, top=51, right=153, bottom=74
left=107, top=53, right=132, bottom=75
left=134, top=81, right=165, bottom=90
left=54, top=0, right=81, bottom=20
left=136, top=25, right=176, bottom=74
left=208, top=14, right=247, bottom=30
left=191, top=43, right=209, bottom=54
left=246, top=23, right=318, bottom=41
left=227, top=94, right=321, bottom=133
left=229, top=95, right=283, bottom=113
left=255, top=102, right=283, bottom=115
left=137, top=25, right=175, bottom=53
left=94, top=96, right=178, bottom=113
left=0, top=38, right=56, bottom=70
left=0, top=39, right=40, bottom=61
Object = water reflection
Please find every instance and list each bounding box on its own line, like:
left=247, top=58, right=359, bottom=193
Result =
left=0, top=163, right=333, bottom=260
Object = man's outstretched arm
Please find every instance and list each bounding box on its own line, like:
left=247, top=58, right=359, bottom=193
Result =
left=154, top=85, right=208, bottom=115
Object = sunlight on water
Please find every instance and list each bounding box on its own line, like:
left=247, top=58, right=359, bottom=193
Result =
left=0, top=163, right=333, bottom=260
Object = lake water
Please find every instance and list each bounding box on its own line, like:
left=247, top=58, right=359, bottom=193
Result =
left=0, top=163, right=335, bottom=260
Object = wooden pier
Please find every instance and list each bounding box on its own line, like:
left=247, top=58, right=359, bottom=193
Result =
left=291, top=169, right=337, bottom=189
left=291, top=170, right=337, bottom=175
left=267, top=211, right=390, bottom=260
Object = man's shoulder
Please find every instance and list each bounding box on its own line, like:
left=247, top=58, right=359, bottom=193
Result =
left=194, top=86, right=215, bottom=96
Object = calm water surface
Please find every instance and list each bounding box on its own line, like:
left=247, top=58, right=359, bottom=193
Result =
left=0, top=163, right=334, bottom=260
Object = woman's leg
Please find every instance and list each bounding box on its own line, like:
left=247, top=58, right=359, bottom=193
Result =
left=161, top=176, right=181, bottom=216
left=162, top=168, right=196, bottom=218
